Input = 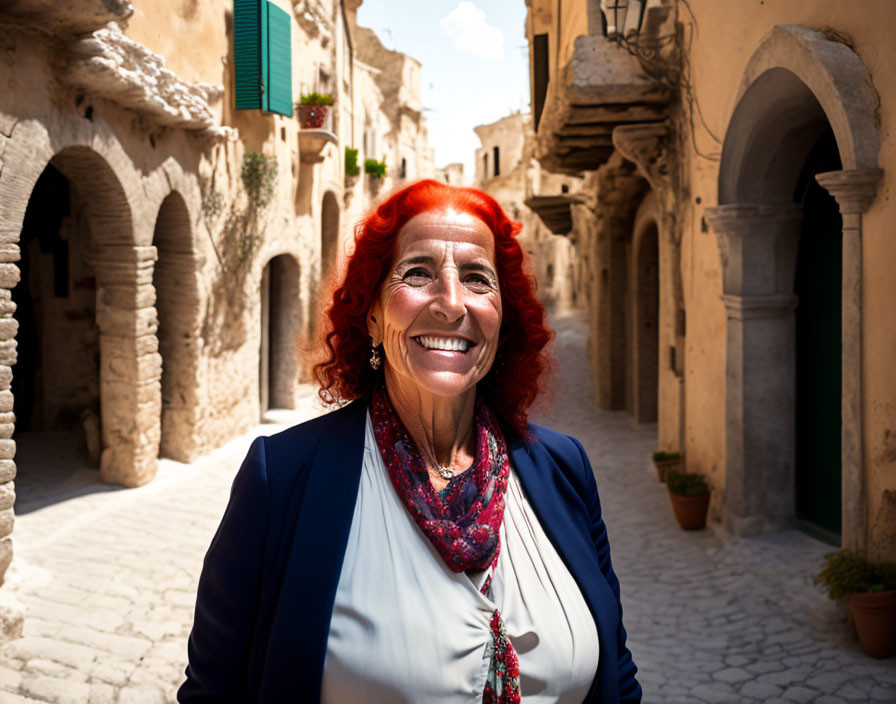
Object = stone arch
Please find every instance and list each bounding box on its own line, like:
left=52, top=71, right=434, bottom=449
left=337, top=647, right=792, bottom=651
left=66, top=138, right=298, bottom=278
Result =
left=719, top=24, right=879, bottom=204
left=152, top=191, right=203, bottom=462
left=1, top=139, right=161, bottom=489
left=629, top=196, right=660, bottom=424
left=707, top=25, right=881, bottom=545
left=259, top=253, right=301, bottom=414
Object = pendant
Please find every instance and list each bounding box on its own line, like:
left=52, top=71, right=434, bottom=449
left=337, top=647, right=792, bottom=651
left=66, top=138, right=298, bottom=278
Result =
left=436, top=465, right=455, bottom=480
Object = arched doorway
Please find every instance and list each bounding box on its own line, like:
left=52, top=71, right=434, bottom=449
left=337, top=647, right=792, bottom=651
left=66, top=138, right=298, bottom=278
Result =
left=12, top=163, right=101, bottom=478
left=632, top=220, right=659, bottom=424
left=5, top=143, right=157, bottom=488
left=794, top=128, right=843, bottom=540
left=706, top=26, right=881, bottom=542
left=152, top=192, right=201, bottom=462
left=260, top=254, right=300, bottom=415
left=321, top=191, right=339, bottom=283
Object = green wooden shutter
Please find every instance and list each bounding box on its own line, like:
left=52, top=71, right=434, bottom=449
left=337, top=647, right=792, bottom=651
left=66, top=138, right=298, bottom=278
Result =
left=265, top=2, right=292, bottom=116
left=234, top=0, right=264, bottom=109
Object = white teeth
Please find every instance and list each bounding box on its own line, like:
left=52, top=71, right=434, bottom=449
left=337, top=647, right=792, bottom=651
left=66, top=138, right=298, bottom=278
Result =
left=417, top=336, right=470, bottom=352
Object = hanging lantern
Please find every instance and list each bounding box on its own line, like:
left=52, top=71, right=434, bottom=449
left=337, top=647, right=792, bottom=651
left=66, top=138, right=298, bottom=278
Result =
left=605, top=0, right=629, bottom=39
left=603, top=0, right=647, bottom=40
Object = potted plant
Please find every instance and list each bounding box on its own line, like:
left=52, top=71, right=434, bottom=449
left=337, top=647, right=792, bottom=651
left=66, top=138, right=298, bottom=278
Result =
left=364, top=157, right=387, bottom=178
left=666, top=470, right=710, bottom=530
left=815, top=550, right=896, bottom=658
left=345, top=147, right=360, bottom=188
left=364, top=157, right=387, bottom=194
left=652, top=450, right=681, bottom=483
left=296, top=92, right=334, bottom=129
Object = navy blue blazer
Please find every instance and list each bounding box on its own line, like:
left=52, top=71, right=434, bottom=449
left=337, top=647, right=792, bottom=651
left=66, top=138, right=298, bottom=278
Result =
left=179, top=399, right=641, bottom=703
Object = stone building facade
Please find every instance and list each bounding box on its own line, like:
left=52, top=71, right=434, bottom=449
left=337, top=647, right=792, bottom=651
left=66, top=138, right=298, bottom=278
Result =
left=0, top=0, right=432, bottom=637
left=526, top=0, right=896, bottom=561
left=473, top=112, right=582, bottom=312
left=436, top=162, right=466, bottom=187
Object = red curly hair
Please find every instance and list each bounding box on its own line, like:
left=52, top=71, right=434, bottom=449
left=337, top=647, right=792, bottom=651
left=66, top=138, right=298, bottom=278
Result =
left=314, top=179, right=551, bottom=436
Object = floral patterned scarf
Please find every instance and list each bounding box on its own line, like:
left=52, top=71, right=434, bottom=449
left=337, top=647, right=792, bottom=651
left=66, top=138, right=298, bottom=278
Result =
left=369, top=387, right=521, bottom=703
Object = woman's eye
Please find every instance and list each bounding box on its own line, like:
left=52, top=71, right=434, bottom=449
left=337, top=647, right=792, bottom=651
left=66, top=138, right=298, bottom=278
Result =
left=403, top=267, right=431, bottom=284
left=465, top=273, right=494, bottom=291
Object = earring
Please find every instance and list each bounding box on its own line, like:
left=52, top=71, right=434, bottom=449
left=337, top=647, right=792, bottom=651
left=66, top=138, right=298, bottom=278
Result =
left=369, top=342, right=382, bottom=370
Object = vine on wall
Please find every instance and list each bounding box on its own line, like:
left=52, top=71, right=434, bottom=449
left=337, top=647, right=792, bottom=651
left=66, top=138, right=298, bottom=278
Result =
left=200, top=151, right=279, bottom=352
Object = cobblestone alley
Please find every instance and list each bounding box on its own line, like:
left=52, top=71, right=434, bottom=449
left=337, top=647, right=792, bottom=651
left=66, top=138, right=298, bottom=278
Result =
left=0, top=314, right=893, bottom=704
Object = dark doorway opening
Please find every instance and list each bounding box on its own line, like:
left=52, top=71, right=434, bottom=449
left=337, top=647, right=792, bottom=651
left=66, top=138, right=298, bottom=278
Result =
left=260, top=255, right=300, bottom=416
left=794, top=127, right=843, bottom=543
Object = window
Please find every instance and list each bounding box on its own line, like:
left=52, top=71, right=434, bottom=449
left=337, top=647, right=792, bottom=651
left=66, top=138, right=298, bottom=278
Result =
left=363, top=120, right=376, bottom=161
left=400, top=157, right=407, bottom=179
left=533, top=33, right=549, bottom=130
left=234, top=0, right=292, bottom=117
left=483, top=153, right=488, bottom=180
left=493, top=146, right=500, bottom=177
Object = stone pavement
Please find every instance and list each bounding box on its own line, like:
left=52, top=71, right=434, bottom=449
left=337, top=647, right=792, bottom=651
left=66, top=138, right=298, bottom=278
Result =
left=0, top=313, right=892, bottom=703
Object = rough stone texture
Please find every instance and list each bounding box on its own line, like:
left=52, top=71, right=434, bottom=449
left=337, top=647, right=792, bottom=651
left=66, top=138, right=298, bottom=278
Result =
left=0, top=315, right=892, bottom=702
left=0, top=0, right=133, bottom=38
left=65, top=24, right=227, bottom=135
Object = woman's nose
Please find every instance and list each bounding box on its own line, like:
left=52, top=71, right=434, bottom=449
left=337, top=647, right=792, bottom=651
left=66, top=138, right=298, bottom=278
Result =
left=430, top=273, right=465, bottom=321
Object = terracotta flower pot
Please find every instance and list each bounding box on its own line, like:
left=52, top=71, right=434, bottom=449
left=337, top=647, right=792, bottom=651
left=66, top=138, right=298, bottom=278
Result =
left=849, top=590, right=896, bottom=658
left=668, top=487, right=710, bottom=530
left=298, top=104, right=329, bottom=128
left=653, top=459, right=680, bottom=483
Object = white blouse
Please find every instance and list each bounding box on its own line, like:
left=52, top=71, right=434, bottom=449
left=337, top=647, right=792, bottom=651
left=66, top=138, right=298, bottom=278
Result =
left=321, top=412, right=599, bottom=703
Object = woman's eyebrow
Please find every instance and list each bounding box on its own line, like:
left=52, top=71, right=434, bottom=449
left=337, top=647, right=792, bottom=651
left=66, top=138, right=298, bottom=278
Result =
left=462, top=261, right=498, bottom=276
left=397, top=255, right=496, bottom=276
left=397, top=255, right=435, bottom=267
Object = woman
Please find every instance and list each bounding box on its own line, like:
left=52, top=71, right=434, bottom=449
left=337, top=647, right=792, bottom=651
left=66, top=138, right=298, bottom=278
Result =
left=179, top=180, right=641, bottom=703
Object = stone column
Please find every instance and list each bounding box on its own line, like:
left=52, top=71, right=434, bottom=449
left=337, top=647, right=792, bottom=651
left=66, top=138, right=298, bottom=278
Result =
left=705, top=203, right=802, bottom=535
left=815, top=168, right=882, bottom=553
left=0, top=242, right=24, bottom=636
left=94, top=245, right=162, bottom=487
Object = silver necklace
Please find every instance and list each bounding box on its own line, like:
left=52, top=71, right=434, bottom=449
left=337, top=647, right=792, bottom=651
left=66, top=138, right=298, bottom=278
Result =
left=436, top=465, right=455, bottom=480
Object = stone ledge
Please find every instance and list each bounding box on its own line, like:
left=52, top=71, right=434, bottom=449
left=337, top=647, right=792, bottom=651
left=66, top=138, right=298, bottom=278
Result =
left=298, top=129, right=338, bottom=164
left=524, top=195, right=584, bottom=235
left=63, top=23, right=233, bottom=138
left=535, top=34, right=671, bottom=174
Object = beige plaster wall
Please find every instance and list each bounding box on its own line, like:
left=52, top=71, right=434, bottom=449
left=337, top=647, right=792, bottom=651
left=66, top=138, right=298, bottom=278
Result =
left=683, top=0, right=896, bottom=553
left=557, top=0, right=588, bottom=70
left=126, top=1, right=230, bottom=87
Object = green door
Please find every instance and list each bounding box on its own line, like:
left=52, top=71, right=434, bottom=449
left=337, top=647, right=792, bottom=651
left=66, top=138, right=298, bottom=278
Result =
left=794, top=128, right=842, bottom=541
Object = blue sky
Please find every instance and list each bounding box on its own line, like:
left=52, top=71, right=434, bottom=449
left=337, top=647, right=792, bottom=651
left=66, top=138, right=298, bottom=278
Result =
left=356, top=0, right=530, bottom=179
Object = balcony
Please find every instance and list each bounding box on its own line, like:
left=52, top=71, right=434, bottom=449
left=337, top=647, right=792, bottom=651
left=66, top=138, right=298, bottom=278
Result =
left=524, top=194, right=584, bottom=235
left=534, top=34, right=670, bottom=174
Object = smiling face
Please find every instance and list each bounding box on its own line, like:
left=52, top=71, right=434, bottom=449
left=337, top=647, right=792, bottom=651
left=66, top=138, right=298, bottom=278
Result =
left=368, top=208, right=503, bottom=402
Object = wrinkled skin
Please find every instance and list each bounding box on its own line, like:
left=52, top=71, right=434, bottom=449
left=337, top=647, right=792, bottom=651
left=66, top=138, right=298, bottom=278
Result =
left=367, top=208, right=502, bottom=488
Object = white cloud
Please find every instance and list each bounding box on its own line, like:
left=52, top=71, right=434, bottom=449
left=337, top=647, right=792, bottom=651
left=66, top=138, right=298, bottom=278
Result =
left=440, top=2, right=504, bottom=61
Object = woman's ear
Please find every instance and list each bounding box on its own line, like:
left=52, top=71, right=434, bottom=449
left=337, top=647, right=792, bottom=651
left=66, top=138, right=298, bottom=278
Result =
left=367, top=303, right=383, bottom=345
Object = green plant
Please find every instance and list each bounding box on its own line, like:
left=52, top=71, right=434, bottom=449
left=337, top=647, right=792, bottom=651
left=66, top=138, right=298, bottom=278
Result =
left=298, top=92, right=334, bottom=106
left=240, top=152, right=278, bottom=211
left=364, top=157, right=387, bottom=178
left=815, top=550, right=896, bottom=601
left=345, top=147, right=360, bottom=177
left=653, top=450, right=681, bottom=462
left=667, top=470, right=709, bottom=497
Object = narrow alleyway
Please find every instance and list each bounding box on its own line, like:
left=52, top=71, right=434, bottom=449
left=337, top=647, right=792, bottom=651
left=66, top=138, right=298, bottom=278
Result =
left=0, top=313, right=893, bottom=703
